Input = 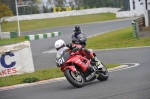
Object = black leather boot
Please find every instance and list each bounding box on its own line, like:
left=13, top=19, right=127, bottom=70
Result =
left=91, top=56, right=101, bottom=66
left=88, top=64, right=95, bottom=73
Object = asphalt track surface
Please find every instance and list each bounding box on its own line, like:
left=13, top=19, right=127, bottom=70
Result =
left=22, top=18, right=136, bottom=70
left=0, top=47, right=150, bottom=99
left=1, top=18, right=150, bottom=99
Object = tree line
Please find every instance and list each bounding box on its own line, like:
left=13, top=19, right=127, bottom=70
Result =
left=0, top=0, right=129, bottom=15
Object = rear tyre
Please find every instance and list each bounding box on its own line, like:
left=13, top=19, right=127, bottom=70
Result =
left=97, top=63, right=109, bottom=81
left=64, top=69, right=85, bottom=88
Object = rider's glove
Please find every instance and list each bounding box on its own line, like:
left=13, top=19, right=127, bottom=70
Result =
left=66, top=43, right=71, bottom=47
left=66, top=43, right=73, bottom=50
left=84, top=49, right=90, bottom=54
left=72, top=46, right=79, bottom=52
left=72, top=38, right=76, bottom=43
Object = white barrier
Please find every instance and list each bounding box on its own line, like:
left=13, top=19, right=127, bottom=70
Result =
left=116, top=10, right=144, bottom=18
left=1, top=32, right=10, bottom=39
left=0, top=41, right=34, bottom=77
left=5, top=7, right=120, bottom=21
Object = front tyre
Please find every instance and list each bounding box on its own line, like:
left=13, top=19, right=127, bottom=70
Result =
left=97, top=63, right=109, bottom=81
left=64, top=69, right=85, bottom=88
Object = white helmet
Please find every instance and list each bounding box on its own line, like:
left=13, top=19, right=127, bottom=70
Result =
left=54, top=39, right=65, bottom=51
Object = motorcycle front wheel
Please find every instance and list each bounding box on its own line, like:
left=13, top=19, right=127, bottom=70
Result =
left=64, top=69, right=85, bottom=88
left=97, top=63, right=109, bottom=81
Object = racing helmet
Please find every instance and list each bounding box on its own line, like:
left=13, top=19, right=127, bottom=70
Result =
left=54, top=39, right=65, bottom=51
left=75, top=25, right=80, bottom=32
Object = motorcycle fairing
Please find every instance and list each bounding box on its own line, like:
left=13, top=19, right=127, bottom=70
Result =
left=61, top=65, right=76, bottom=72
left=65, top=55, right=89, bottom=72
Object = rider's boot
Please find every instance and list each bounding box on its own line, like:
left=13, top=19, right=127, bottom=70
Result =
left=84, top=49, right=100, bottom=66
left=87, top=64, right=95, bottom=73
left=91, top=56, right=101, bottom=66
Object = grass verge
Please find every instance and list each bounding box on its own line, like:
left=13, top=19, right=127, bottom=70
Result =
left=86, top=26, right=150, bottom=49
left=0, top=64, right=119, bottom=87
left=2, top=13, right=117, bottom=32
left=0, top=36, right=27, bottom=46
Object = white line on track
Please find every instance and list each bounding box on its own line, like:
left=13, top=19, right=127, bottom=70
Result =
left=109, top=63, right=140, bottom=72
left=43, top=48, right=56, bottom=53
left=0, top=63, right=140, bottom=91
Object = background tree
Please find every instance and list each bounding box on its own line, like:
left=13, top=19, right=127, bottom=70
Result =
left=68, top=0, right=75, bottom=7
left=31, top=4, right=40, bottom=14
left=31, top=0, right=41, bottom=14
left=54, top=0, right=65, bottom=7
left=0, top=1, right=13, bottom=23
left=82, top=0, right=124, bottom=8
left=0, top=0, right=42, bottom=15
left=75, top=0, right=84, bottom=8
left=0, top=1, right=13, bottom=39
left=47, top=0, right=54, bottom=7
left=19, top=0, right=41, bottom=14
left=42, top=0, right=54, bottom=13
left=42, top=5, right=50, bottom=13
left=0, top=0, right=16, bottom=15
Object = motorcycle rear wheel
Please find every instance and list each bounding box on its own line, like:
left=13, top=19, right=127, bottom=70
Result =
left=64, top=69, right=85, bottom=88
left=97, top=63, right=109, bottom=81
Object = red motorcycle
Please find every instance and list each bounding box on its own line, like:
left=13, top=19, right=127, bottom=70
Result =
left=56, top=44, right=109, bottom=88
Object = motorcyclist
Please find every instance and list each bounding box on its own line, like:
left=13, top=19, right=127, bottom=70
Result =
left=54, top=39, right=100, bottom=73
left=72, top=25, right=82, bottom=38
left=72, top=25, right=87, bottom=47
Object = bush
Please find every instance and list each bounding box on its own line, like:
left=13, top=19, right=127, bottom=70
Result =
left=61, top=7, right=66, bottom=11
left=71, top=5, right=75, bottom=10
left=23, top=77, right=39, bottom=83
left=56, top=8, right=59, bottom=12
left=84, top=6, right=87, bottom=9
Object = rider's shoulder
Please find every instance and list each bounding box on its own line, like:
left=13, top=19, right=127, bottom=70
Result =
left=72, top=32, right=75, bottom=35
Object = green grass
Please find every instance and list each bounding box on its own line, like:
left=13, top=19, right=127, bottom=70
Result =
left=2, top=13, right=117, bottom=32
left=0, top=64, right=119, bottom=87
left=86, top=26, right=150, bottom=49
left=105, top=64, right=120, bottom=69
left=0, top=36, right=27, bottom=46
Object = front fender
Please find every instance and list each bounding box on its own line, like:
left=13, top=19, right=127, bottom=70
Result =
left=62, top=66, right=76, bottom=72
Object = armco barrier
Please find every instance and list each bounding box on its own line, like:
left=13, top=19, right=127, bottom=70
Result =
left=132, top=20, right=138, bottom=37
left=131, top=16, right=150, bottom=38
left=1, top=31, right=18, bottom=39
left=25, top=32, right=61, bottom=40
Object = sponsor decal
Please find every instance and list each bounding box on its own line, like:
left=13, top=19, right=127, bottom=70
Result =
left=0, top=52, right=17, bottom=76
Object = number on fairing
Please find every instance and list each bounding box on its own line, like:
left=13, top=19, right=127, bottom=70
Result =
left=57, top=57, right=65, bottom=66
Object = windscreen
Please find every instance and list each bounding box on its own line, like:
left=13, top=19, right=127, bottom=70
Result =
left=76, top=34, right=87, bottom=43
